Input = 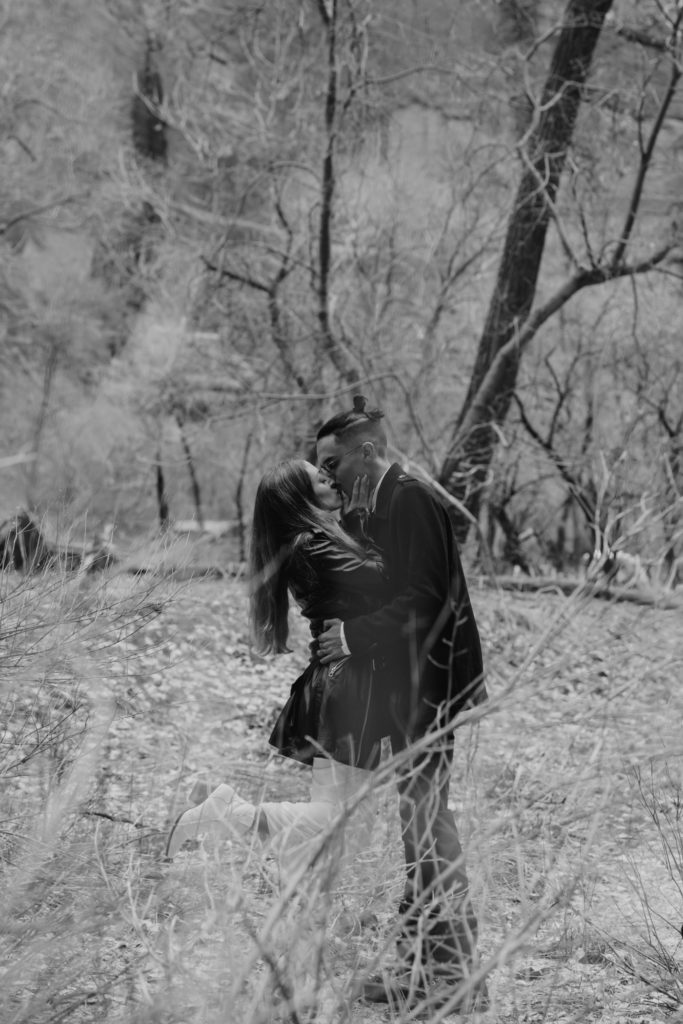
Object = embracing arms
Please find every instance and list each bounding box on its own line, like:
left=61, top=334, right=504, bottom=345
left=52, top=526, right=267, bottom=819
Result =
left=319, top=482, right=456, bottom=663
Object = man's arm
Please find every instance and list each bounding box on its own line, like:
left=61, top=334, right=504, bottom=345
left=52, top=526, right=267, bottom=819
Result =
left=342, top=482, right=454, bottom=657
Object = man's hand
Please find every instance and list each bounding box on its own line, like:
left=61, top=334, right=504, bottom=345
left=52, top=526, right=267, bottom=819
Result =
left=343, top=473, right=371, bottom=515
left=318, top=618, right=345, bottom=664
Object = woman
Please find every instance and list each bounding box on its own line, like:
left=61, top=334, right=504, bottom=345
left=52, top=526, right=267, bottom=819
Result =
left=165, top=459, right=389, bottom=879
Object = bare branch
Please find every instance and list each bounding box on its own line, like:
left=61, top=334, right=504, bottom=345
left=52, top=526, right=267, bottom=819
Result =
left=202, top=246, right=307, bottom=391
left=169, top=200, right=283, bottom=237
left=6, top=134, right=37, bottom=161
left=313, top=0, right=332, bottom=28
left=611, top=57, right=682, bottom=269
left=202, top=259, right=270, bottom=293
left=611, top=23, right=669, bottom=52
left=543, top=351, right=579, bottom=446
left=518, top=243, right=675, bottom=353
left=512, top=392, right=596, bottom=524
left=0, top=453, right=37, bottom=470
left=0, top=194, right=87, bottom=236
left=366, top=64, right=457, bottom=87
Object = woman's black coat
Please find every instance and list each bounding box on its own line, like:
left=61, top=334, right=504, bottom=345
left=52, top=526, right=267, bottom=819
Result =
left=269, top=528, right=390, bottom=769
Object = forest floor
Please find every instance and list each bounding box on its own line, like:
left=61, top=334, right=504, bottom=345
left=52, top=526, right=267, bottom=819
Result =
left=2, top=569, right=683, bottom=1024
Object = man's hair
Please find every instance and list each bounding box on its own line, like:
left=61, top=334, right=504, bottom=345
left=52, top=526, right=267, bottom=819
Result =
left=316, top=394, right=387, bottom=452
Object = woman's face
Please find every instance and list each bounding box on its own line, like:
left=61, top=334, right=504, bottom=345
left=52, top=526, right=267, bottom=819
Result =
left=304, top=461, right=342, bottom=511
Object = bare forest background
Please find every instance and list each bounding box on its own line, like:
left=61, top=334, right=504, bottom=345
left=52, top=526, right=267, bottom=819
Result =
left=2, top=0, right=682, bottom=580
left=3, top=6, right=683, bottom=1023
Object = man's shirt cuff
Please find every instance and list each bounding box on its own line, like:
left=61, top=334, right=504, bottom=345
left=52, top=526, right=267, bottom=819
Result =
left=340, top=623, right=351, bottom=656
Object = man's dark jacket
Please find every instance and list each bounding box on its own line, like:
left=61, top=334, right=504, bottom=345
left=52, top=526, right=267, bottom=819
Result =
left=343, top=464, right=487, bottom=742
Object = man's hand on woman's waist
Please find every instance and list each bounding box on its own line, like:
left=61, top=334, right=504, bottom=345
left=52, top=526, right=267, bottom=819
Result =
left=318, top=618, right=348, bottom=663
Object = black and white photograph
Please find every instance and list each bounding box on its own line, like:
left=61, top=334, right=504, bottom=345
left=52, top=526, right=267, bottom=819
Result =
left=1, top=2, right=682, bottom=1022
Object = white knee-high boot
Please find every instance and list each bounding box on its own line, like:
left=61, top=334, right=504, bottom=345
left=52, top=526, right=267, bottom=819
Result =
left=165, top=783, right=256, bottom=859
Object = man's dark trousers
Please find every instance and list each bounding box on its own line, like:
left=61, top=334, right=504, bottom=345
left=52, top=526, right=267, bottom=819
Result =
left=392, top=732, right=479, bottom=978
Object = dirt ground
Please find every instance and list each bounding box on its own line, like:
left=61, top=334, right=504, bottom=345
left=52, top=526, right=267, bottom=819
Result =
left=3, top=572, right=683, bottom=1023
left=86, top=574, right=680, bottom=1024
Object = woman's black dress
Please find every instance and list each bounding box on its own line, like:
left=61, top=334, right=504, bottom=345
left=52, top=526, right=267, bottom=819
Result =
left=269, top=528, right=390, bottom=770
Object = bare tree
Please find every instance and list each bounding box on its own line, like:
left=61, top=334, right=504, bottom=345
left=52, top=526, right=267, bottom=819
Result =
left=440, top=0, right=683, bottom=540
left=5, top=0, right=683, bottom=551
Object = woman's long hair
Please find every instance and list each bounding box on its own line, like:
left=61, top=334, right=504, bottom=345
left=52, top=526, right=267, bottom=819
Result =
left=249, top=459, right=364, bottom=655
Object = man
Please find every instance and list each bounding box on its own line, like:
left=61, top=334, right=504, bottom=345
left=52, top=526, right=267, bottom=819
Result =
left=316, top=395, right=488, bottom=1011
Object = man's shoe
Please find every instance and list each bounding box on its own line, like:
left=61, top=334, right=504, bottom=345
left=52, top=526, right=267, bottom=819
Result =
left=430, top=973, right=490, bottom=1014
left=361, top=969, right=419, bottom=1006
left=362, top=968, right=489, bottom=1015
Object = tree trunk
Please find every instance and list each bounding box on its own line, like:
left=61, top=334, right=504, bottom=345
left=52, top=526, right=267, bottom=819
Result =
left=175, top=416, right=203, bottom=529
left=234, top=431, right=253, bottom=563
left=315, top=0, right=359, bottom=385
left=27, top=342, right=58, bottom=506
left=155, top=448, right=170, bottom=531
left=440, top=0, right=613, bottom=541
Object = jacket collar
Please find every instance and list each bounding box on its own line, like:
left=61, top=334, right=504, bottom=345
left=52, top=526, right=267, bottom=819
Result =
left=372, top=463, right=406, bottom=520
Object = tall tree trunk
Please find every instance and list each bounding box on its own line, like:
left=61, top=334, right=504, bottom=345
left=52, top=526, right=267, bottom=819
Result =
left=26, top=342, right=59, bottom=506
left=440, top=0, right=613, bottom=540
left=155, top=447, right=170, bottom=531
left=315, top=0, right=359, bottom=385
left=175, top=415, right=203, bottom=529
left=234, top=431, right=253, bottom=563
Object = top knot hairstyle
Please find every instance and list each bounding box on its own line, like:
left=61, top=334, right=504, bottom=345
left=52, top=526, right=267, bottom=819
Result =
left=316, top=394, right=387, bottom=451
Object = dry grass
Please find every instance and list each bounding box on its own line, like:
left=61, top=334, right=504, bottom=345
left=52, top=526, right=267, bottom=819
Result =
left=1, top=566, right=682, bottom=1023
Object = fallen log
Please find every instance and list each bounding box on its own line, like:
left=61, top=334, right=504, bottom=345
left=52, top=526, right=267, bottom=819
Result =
left=126, top=561, right=246, bottom=582
left=0, top=512, right=51, bottom=571
left=0, top=511, right=116, bottom=574
left=485, top=574, right=682, bottom=609
left=172, top=519, right=238, bottom=539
